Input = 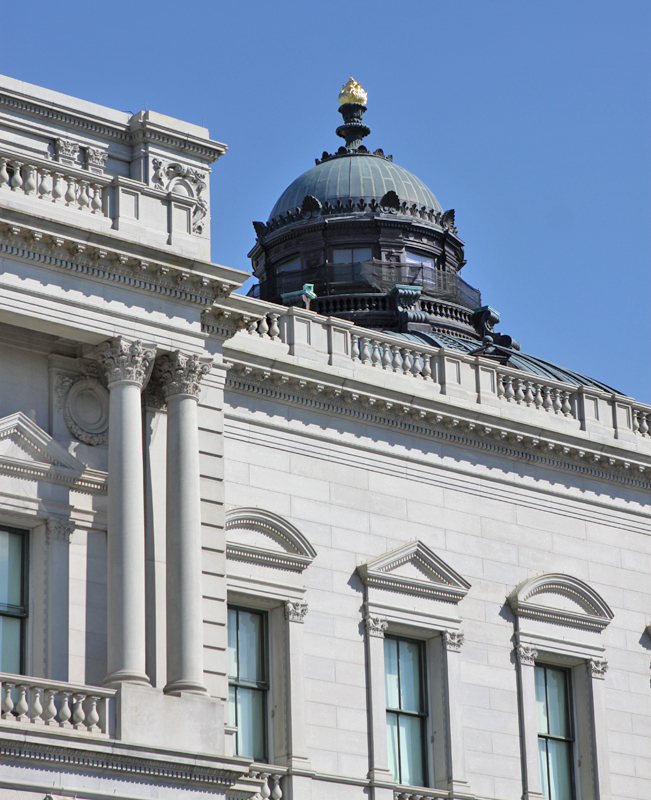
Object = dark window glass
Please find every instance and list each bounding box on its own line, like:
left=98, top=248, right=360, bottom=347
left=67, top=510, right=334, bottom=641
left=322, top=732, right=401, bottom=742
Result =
left=535, top=664, right=575, bottom=800
left=0, top=526, right=27, bottom=674
left=277, top=257, right=302, bottom=273
left=332, top=247, right=372, bottom=264
left=228, top=607, right=267, bottom=761
left=385, top=636, right=427, bottom=787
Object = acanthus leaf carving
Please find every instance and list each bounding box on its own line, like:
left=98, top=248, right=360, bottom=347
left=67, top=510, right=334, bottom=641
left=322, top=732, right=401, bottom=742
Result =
left=96, top=337, right=156, bottom=389
left=364, top=615, right=388, bottom=638
left=442, top=631, right=464, bottom=652
left=46, top=517, right=75, bottom=543
left=515, top=645, right=538, bottom=666
left=588, top=658, right=608, bottom=680
left=154, top=351, right=212, bottom=400
left=284, top=601, right=308, bottom=623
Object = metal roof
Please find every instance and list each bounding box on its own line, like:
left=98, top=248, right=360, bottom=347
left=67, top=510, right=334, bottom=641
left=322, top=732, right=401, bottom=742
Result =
left=268, top=153, right=443, bottom=222
left=393, top=331, right=622, bottom=395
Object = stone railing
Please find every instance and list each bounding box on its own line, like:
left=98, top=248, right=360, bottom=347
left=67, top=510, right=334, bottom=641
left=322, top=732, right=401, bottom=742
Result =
left=496, top=369, right=574, bottom=417
left=0, top=674, right=115, bottom=736
left=249, top=770, right=283, bottom=799
left=0, top=152, right=109, bottom=215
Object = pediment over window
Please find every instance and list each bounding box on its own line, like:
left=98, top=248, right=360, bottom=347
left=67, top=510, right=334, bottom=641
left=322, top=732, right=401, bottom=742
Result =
left=508, top=573, right=613, bottom=632
left=357, top=540, right=471, bottom=603
left=225, top=508, right=316, bottom=572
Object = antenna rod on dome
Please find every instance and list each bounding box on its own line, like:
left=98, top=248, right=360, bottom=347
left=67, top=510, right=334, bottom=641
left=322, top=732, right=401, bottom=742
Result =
left=336, top=77, right=370, bottom=152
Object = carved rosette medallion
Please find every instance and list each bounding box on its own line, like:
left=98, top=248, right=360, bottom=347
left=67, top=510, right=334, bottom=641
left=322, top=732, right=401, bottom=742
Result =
left=515, top=645, right=538, bottom=666
left=364, top=615, right=388, bottom=638
left=588, top=658, right=608, bottom=680
left=284, top=601, right=308, bottom=623
left=64, top=378, right=110, bottom=445
left=442, top=631, right=464, bottom=652
left=155, top=351, right=212, bottom=400
left=96, top=338, right=155, bottom=388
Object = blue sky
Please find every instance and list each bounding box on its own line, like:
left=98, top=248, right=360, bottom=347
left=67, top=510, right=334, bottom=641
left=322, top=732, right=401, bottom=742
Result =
left=3, top=0, right=650, bottom=401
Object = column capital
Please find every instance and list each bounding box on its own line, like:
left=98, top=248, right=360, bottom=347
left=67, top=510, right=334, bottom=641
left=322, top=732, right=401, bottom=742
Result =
left=46, top=517, right=75, bottom=543
left=96, top=337, right=155, bottom=388
left=364, top=614, right=388, bottom=638
left=155, top=351, right=212, bottom=400
left=442, top=630, right=464, bottom=652
left=516, top=644, right=538, bottom=666
left=588, top=658, right=608, bottom=680
left=285, top=600, right=308, bottom=623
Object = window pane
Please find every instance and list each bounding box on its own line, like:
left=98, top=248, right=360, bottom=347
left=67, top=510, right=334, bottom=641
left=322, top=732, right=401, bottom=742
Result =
left=398, top=714, right=425, bottom=787
left=547, top=739, right=573, bottom=800
left=546, top=669, right=569, bottom=739
left=406, top=251, right=434, bottom=269
left=0, top=531, right=22, bottom=608
left=277, top=257, right=301, bottom=273
left=535, top=665, right=548, bottom=735
left=332, top=248, right=353, bottom=264
left=386, top=711, right=399, bottom=782
left=229, top=684, right=236, bottom=727
left=0, top=616, right=21, bottom=673
left=237, top=687, right=265, bottom=761
left=538, top=738, right=550, bottom=800
left=352, top=247, right=372, bottom=262
left=398, top=640, right=421, bottom=713
left=228, top=609, right=238, bottom=680
left=384, top=638, right=399, bottom=709
left=238, top=611, right=263, bottom=684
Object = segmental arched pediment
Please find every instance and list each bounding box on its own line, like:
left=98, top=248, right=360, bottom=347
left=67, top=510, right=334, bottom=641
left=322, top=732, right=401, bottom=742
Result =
left=225, top=507, right=316, bottom=572
left=508, top=573, right=613, bottom=632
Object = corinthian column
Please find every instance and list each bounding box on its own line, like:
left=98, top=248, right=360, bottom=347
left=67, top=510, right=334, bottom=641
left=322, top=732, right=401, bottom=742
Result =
left=156, top=351, right=212, bottom=695
left=97, top=337, right=155, bottom=687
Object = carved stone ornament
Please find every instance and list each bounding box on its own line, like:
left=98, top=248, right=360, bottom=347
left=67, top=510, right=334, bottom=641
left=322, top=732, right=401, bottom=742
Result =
left=516, top=645, right=538, bottom=666
left=84, top=146, right=109, bottom=174
left=442, top=631, right=464, bottom=652
left=284, top=601, right=308, bottom=623
left=54, top=138, right=80, bottom=165
left=364, top=615, right=388, bottom=638
left=96, top=338, right=156, bottom=388
left=46, top=517, right=75, bottom=543
left=151, top=159, right=209, bottom=234
left=588, top=658, right=608, bottom=680
left=62, top=377, right=110, bottom=445
left=154, top=351, right=212, bottom=400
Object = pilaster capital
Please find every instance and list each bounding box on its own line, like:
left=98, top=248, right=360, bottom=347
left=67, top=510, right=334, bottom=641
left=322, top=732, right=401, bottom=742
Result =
left=154, top=351, right=212, bottom=400
left=516, top=644, right=538, bottom=666
left=96, top=337, right=155, bottom=389
left=588, top=658, right=608, bottom=680
left=364, top=614, right=388, bottom=638
left=46, top=517, right=75, bottom=543
left=284, top=601, right=308, bottom=623
left=442, top=630, right=464, bottom=652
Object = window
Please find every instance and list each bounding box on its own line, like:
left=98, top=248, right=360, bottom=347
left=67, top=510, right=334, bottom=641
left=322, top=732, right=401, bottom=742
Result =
left=405, top=251, right=435, bottom=270
left=332, top=247, right=372, bottom=264
left=0, top=526, right=27, bottom=674
left=535, top=664, right=575, bottom=800
left=228, top=607, right=267, bottom=761
left=385, top=636, right=427, bottom=786
left=277, top=257, right=301, bottom=273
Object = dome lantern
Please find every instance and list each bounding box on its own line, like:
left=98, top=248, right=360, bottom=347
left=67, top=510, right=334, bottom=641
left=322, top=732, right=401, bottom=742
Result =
left=336, top=78, right=370, bottom=152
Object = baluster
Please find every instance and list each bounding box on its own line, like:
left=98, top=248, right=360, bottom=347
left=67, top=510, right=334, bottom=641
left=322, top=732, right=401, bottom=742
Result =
left=86, top=695, right=100, bottom=732
left=52, top=172, right=65, bottom=203
left=524, top=381, right=535, bottom=406
left=503, top=376, right=515, bottom=401
left=1, top=682, right=15, bottom=719
left=91, top=183, right=103, bottom=214
left=542, top=386, right=553, bottom=412
left=351, top=333, right=359, bottom=362
left=639, top=412, right=649, bottom=436
left=514, top=378, right=525, bottom=403
left=390, top=344, right=401, bottom=372
left=58, top=691, right=72, bottom=727
left=411, top=351, right=422, bottom=379
left=496, top=373, right=505, bottom=398
left=370, top=339, right=381, bottom=367
left=268, top=313, right=280, bottom=340
left=42, top=689, right=57, bottom=725
left=0, top=157, right=9, bottom=188
left=257, top=315, right=269, bottom=338
left=78, top=180, right=90, bottom=210
left=401, top=348, right=412, bottom=376
left=15, top=685, right=29, bottom=721
left=270, top=774, right=283, bottom=799
left=561, top=391, right=572, bottom=417
left=22, top=164, right=37, bottom=195
left=72, top=693, right=86, bottom=729
left=64, top=176, right=77, bottom=206
left=10, top=161, right=23, bottom=191
left=360, top=337, right=371, bottom=364
left=534, top=383, right=544, bottom=409
left=260, top=773, right=271, bottom=800
left=552, top=388, right=562, bottom=414
left=381, top=341, right=392, bottom=370
left=421, top=352, right=432, bottom=381
left=248, top=319, right=258, bottom=335
left=28, top=685, right=44, bottom=724
left=38, top=168, right=52, bottom=200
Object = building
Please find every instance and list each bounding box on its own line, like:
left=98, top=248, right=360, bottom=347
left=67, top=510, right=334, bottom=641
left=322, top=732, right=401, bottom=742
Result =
left=0, top=74, right=649, bottom=800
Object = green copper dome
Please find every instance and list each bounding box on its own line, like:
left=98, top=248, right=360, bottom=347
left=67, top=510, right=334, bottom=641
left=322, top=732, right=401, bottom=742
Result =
left=268, top=153, right=443, bottom=223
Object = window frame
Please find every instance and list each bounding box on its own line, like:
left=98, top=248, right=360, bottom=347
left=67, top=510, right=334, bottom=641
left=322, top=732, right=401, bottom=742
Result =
left=0, top=524, right=29, bottom=675
left=227, top=604, right=270, bottom=762
left=384, top=633, right=429, bottom=788
left=535, top=662, right=577, bottom=800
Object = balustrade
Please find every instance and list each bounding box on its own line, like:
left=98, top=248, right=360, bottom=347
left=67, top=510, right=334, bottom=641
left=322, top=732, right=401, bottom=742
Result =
left=0, top=154, right=107, bottom=215
left=0, top=674, right=114, bottom=736
left=351, top=332, right=436, bottom=381
left=250, top=771, right=283, bottom=799
left=632, top=406, right=651, bottom=437
left=497, top=372, right=574, bottom=418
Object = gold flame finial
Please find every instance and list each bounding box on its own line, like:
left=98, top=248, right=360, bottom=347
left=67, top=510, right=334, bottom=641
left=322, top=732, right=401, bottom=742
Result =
left=338, top=77, right=367, bottom=106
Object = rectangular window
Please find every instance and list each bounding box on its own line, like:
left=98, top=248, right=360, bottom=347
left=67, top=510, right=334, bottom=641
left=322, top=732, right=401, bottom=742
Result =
left=0, top=526, right=27, bottom=674
left=277, top=256, right=302, bottom=273
left=385, top=636, right=427, bottom=787
left=405, top=251, right=435, bottom=270
left=228, top=607, right=267, bottom=761
left=535, top=664, right=575, bottom=800
left=332, top=247, right=372, bottom=264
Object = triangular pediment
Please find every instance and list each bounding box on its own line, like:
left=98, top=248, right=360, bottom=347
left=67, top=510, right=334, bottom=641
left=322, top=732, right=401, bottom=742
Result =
left=225, top=508, right=316, bottom=572
left=508, top=573, right=613, bottom=632
left=357, top=540, right=471, bottom=603
left=0, top=412, right=85, bottom=473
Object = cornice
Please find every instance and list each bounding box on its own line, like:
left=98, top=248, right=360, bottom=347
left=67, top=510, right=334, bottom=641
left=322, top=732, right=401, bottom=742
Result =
left=224, top=362, right=651, bottom=491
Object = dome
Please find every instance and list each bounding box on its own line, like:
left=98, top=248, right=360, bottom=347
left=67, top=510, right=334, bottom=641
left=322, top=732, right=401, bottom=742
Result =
left=268, top=153, right=443, bottom=223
